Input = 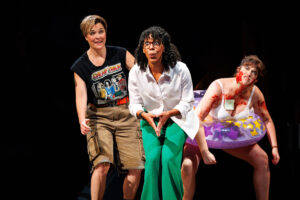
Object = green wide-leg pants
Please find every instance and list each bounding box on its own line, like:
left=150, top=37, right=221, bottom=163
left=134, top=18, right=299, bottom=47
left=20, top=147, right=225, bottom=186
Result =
left=140, top=119, right=187, bottom=200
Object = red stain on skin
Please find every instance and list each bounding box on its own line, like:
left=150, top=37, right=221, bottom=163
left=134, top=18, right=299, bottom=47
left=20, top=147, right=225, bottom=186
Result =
left=224, top=85, right=246, bottom=100
left=199, top=94, right=221, bottom=120
left=225, top=94, right=233, bottom=99
left=210, top=94, right=222, bottom=108
left=211, top=95, right=220, bottom=101
left=235, top=70, right=257, bottom=93
left=236, top=71, right=243, bottom=83
left=250, top=78, right=257, bottom=85
left=259, top=101, right=268, bottom=110
left=199, top=110, right=209, bottom=121
left=237, top=100, right=247, bottom=106
left=226, top=77, right=257, bottom=101
left=257, top=101, right=269, bottom=122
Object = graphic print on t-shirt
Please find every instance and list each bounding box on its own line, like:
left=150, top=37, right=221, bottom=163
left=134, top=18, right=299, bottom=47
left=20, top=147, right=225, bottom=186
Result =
left=90, top=63, right=128, bottom=104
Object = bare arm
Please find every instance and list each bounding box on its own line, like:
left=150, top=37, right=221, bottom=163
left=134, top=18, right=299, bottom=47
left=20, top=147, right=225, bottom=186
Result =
left=194, top=81, right=221, bottom=164
left=196, top=81, right=222, bottom=121
left=125, top=51, right=135, bottom=70
left=74, top=73, right=91, bottom=135
left=253, top=87, right=280, bottom=165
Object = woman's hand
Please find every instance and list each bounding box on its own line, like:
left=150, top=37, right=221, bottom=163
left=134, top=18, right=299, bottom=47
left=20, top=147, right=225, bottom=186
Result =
left=271, top=147, right=280, bottom=165
left=142, top=112, right=160, bottom=136
left=156, top=111, right=171, bottom=136
left=80, top=119, right=91, bottom=135
left=201, top=149, right=217, bottom=165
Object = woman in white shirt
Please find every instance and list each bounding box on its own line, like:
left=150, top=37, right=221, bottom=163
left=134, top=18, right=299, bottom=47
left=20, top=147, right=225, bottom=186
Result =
left=128, top=26, right=214, bottom=200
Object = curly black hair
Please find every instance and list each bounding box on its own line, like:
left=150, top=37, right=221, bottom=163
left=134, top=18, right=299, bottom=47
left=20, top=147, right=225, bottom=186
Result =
left=134, top=26, right=181, bottom=71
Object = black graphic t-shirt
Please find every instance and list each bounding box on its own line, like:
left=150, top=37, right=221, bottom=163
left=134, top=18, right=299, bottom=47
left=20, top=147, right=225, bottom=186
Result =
left=71, top=46, right=129, bottom=106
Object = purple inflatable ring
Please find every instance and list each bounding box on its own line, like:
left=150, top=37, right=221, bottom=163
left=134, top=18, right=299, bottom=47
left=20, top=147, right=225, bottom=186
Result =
left=185, top=90, right=266, bottom=149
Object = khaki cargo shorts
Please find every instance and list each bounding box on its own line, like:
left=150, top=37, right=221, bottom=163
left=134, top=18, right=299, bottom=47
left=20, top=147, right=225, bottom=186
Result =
left=86, top=103, right=145, bottom=172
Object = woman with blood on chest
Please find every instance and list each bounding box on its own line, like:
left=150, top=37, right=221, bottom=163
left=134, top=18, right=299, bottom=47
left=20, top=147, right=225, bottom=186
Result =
left=181, top=55, right=280, bottom=200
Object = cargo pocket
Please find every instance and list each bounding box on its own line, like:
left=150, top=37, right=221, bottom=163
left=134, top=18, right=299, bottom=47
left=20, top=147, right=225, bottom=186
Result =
left=86, top=130, right=100, bottom=163
left=136, top=126, right=145, bottom=162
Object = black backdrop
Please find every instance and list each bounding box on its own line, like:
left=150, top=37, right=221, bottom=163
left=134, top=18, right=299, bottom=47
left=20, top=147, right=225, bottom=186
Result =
left=5, top=1, right=299, bottom=199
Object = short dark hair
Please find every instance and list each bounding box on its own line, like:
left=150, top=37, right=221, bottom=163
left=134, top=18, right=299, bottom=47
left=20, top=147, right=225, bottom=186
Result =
left=234, top=55, right=266, bottom=79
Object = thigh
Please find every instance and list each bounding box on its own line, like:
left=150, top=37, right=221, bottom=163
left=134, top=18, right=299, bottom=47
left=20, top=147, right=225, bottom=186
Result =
left=114, top=112, right=145, bottom=169
left=139, top=119, right=164, bottom=161
left=140, top=119, right=162, bottom=151
left=182, top=143, right=201, bottom=167
left=86, top=121, right=114, bottom=171
left=86, top=105, right=115, bottom=167
left=164, top=121, right=187, bottom=150
left=161, top=121, right=187, bottom=163
left=223, top=143, right=265, bottom=166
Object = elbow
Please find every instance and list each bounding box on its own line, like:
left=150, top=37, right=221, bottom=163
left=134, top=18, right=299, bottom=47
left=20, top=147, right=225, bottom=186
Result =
left=197, top=111, right=207, bottom=121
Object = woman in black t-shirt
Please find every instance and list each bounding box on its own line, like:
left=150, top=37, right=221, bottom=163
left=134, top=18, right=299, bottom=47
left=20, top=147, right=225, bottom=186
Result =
left=71, top=15, right=144, bottom=200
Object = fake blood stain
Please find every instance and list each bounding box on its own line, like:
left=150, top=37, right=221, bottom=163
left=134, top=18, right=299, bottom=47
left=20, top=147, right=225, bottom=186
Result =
left=236, top=71, right=243, bottom=83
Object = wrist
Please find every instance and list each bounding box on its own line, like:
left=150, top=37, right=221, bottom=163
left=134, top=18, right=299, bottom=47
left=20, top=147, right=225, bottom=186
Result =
left=200, top=148, right=209, bottom=154
left=138, top=111, right=145, bottom=119
left=167, top=109, right=179, bottom=118
left=272, top=145, right=278, bottom=149
left=165, top=111, right=171, bottom=118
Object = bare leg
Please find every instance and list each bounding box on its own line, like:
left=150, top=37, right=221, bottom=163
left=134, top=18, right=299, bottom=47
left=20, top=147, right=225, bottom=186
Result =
left=181, top=144, right=201, bottom=200
left=224, top=144, right=270, bottom=200
left=90, top=162, right=110, bottom=200
left=123, top=169, right=142, bottom=200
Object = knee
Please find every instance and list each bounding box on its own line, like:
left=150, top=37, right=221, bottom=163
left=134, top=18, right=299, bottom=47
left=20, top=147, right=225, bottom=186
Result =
left=93, top=162, right=110, bottom=176
left=181, top=159, right=195, bottom=176
left=146, top=152, right=161, bottom=166
left=252, top=151, right=269, bottom=170
left=128, top=169, right=142, bottom=178
left=126, top=169, right=142, bottom=185
left=161, top=148, right=177, bottom=163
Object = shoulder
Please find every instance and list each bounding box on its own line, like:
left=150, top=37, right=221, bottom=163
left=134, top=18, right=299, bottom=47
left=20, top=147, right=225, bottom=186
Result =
left=107, top=45, right=126, bottom=53
left=131, top=63, right=139, bottom=70
left=206, top=79, right=224, bottom=95
left=106, top=46, right=127, bottom=65
left=173, top=61, right=190, bottom=74
left=252, top=85, right=265, bottom=101
left=174, top=61, right=188, bottom=70
left=129, top=64, right=141, bottom=75
left=216, top=77, right=233, bottom=84
left=70, top=52, right=88, bottom=71
left=214, top=77, right=236, bottom=89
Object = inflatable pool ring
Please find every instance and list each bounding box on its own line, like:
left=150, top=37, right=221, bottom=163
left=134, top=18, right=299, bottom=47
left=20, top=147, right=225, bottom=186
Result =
left=185, top=90, right=266, bottom=149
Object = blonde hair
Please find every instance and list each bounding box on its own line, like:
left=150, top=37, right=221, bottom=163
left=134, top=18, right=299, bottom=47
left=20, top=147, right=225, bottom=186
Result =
left=80, top=15, right=107, bottom=37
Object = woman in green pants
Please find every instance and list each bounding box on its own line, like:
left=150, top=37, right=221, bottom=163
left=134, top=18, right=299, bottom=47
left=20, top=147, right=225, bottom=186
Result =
left=128, top=26, right=199, bottom=200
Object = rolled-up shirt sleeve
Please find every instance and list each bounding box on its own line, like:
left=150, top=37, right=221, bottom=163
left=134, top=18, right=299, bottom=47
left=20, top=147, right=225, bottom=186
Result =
left=128, top=65, right=144, bottom=118
left=173, top=64, right=194, bottom=119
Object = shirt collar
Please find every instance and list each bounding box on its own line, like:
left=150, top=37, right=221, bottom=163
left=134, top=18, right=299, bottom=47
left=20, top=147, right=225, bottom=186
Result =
left=145, top=64, right=173, bottom=79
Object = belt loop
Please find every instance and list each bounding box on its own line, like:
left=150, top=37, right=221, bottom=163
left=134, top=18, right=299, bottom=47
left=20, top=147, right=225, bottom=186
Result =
left=96, top=96, right=129, bottom=107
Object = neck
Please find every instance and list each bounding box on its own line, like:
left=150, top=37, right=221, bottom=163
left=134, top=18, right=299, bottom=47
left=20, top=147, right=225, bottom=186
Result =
left=148, top=62, right=164, bottom=82
left=234, top=80, right=253, bottom=96
left=148, top=61, right=164, bottom=74
left=88, top=47, right=106, bottom=58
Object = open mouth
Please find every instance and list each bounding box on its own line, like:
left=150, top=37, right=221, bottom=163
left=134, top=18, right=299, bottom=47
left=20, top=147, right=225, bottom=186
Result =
left=149, top=53, right=157, bottom=59
left=94, top=40, right=103, bottom=45
left=243, top=76, right=250, bottom=81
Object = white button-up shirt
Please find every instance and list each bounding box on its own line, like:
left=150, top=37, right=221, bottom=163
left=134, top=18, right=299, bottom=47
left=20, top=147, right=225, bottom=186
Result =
left=128, top=61, right=199, bottom=139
